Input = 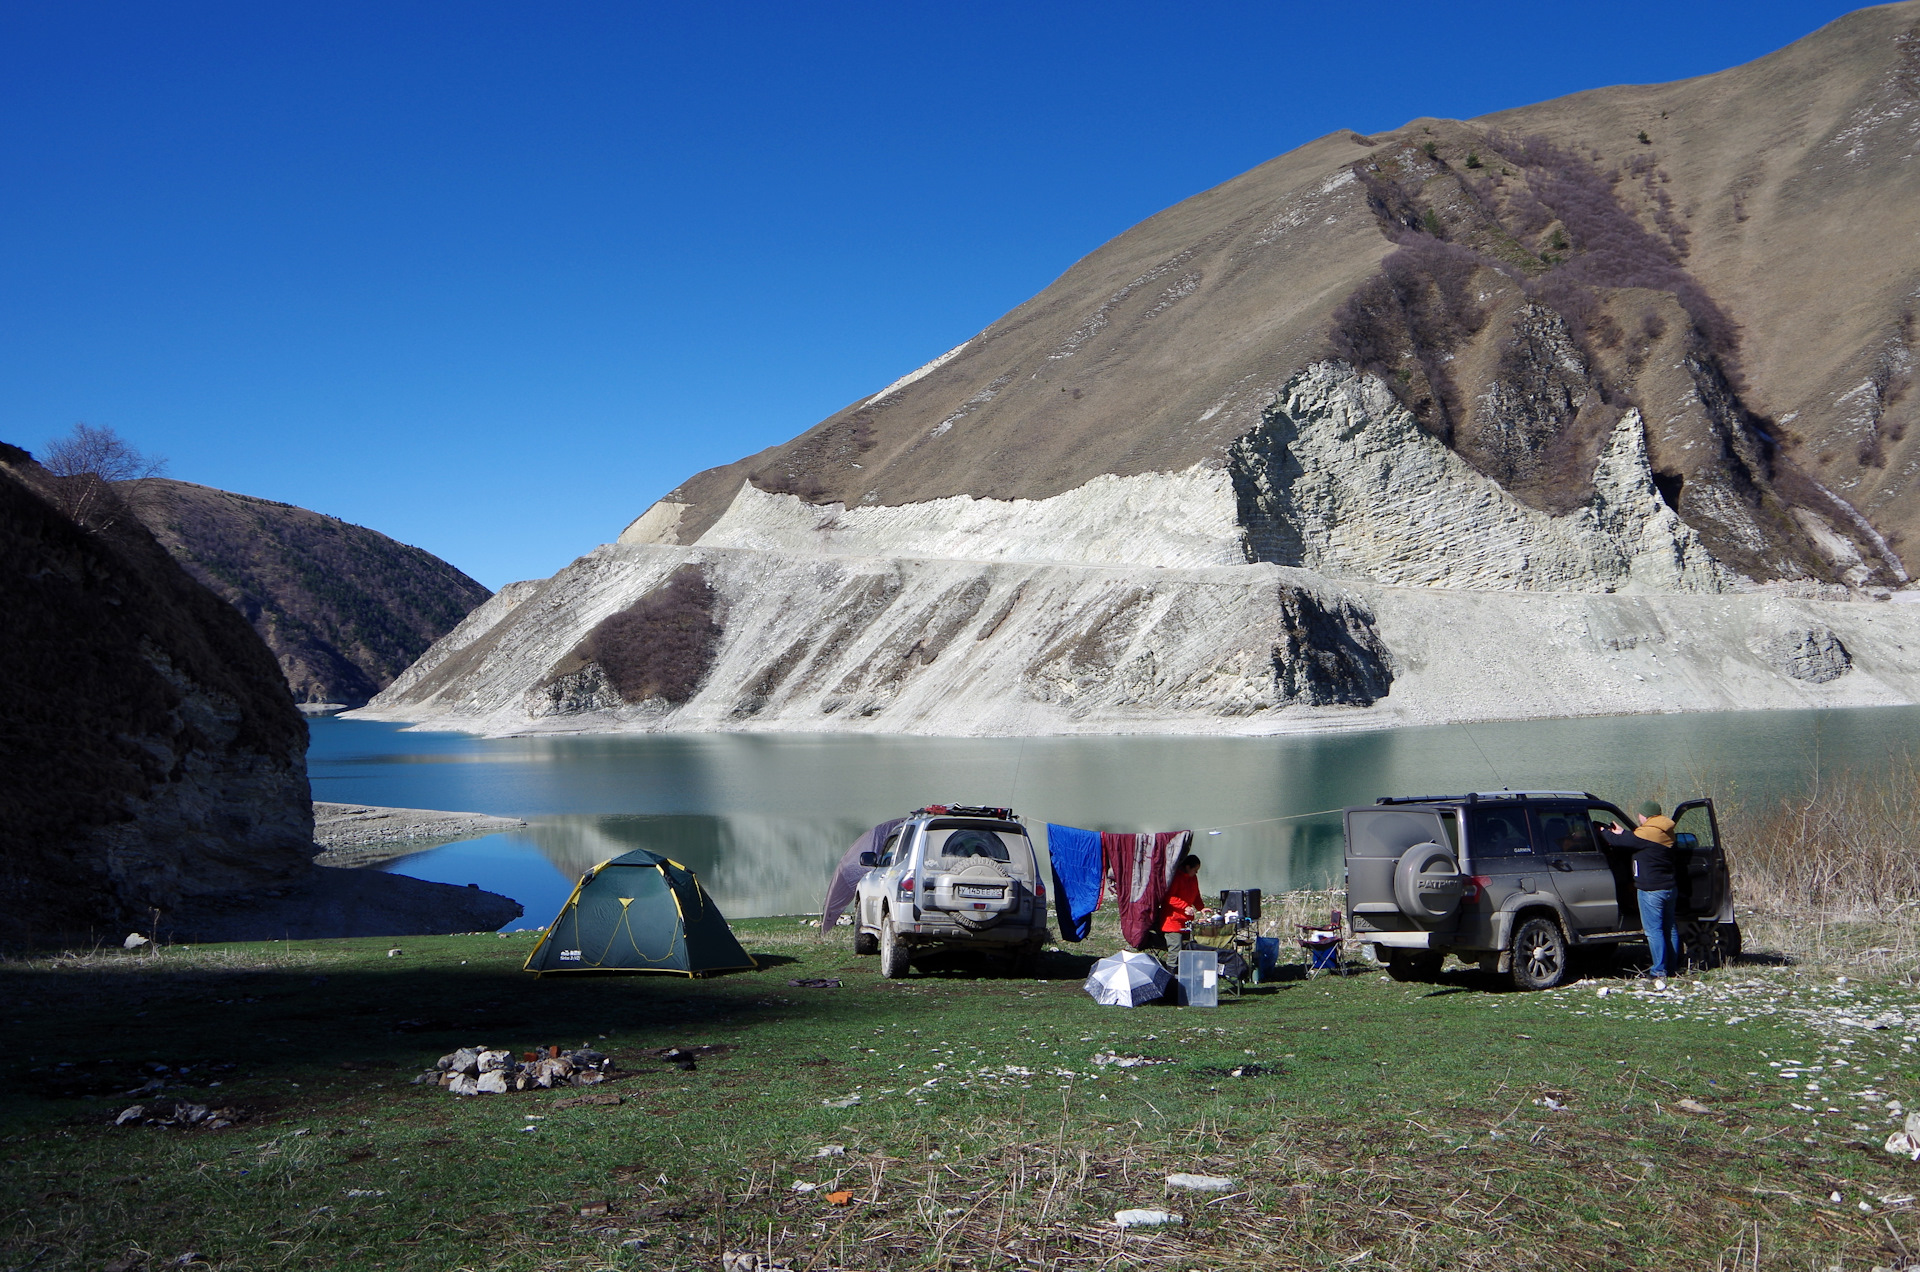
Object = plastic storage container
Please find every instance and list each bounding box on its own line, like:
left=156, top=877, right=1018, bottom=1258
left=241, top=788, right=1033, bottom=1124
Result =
left=1176, top=949, right=1220, bottom=1007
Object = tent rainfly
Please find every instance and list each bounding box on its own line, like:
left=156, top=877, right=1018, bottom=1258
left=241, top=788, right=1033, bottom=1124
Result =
left=524, top=848, right=757, bottom=976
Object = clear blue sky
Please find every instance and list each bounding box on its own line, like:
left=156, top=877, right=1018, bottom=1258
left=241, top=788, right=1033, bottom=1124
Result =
left=0, top=1, right=1867, bottom=590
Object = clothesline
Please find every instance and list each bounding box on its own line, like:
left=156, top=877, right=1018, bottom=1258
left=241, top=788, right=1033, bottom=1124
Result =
left=1196, top=806, right=1348, bottom=835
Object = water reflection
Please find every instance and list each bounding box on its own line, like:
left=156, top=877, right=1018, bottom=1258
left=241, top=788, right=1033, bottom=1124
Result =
left=321, top=705, right=1920, bottom=927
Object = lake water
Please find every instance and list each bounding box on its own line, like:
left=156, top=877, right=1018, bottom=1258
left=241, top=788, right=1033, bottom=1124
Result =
left=309, top=706, right=1920, bottom=929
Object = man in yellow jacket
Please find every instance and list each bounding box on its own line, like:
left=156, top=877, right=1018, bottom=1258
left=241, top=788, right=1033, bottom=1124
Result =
left=1607, top=801, right=1680, bottom=981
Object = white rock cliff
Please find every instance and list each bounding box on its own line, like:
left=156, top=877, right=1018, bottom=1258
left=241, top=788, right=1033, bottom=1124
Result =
left=357, top=364, right=1920, bottom=738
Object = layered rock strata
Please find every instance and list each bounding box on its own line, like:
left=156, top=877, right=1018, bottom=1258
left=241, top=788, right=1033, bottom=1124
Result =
left=355, top=535, right=1920, bottom=737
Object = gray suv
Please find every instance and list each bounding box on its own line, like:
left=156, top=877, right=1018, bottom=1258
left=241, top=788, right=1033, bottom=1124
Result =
left=852, top=806, right=1050, bottom=978
left=1344, top=791, right=1738, bottom=990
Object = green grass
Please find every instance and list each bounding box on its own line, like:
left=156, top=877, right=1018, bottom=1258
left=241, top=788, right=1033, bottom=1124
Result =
left=5, top=914, right=1920, bottom=1271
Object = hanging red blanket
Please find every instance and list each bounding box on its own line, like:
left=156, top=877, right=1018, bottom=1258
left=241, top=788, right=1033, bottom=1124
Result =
left=1101, top=830, right=1192, bottom=948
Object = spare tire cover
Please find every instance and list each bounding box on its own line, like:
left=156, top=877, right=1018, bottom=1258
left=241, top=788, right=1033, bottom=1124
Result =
left=1393, top=842, right=1463, bottom=927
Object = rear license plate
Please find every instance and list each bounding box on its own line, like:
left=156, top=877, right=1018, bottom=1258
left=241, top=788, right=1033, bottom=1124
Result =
left=957, top=885, right=1002, bottom=899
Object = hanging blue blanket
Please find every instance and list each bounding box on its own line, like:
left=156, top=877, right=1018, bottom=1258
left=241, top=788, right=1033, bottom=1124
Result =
left=1046, top=823, right=1105, bottom=942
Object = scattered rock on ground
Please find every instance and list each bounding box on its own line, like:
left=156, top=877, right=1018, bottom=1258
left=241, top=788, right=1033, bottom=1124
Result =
left=1165, top=1173, right=1234, bottom=1191
left=414, top=1045, right=616, bottom=1094
left=1114, top=1208, right=1183, bottom=1228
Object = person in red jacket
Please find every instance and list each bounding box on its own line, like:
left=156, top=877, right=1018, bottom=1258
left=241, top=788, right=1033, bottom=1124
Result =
left=1159, top=855, right=1204, bottom=934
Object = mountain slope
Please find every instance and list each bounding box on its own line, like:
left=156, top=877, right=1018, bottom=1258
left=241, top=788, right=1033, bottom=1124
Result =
left=364, top=4, right=1920, bottom=739
left=133, top=479, right=491, bottom=706
left=635, top=2, right=1919, bottom=588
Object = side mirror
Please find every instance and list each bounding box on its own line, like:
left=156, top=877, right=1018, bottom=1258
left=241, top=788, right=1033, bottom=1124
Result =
left=859, top=852, right=879, bottom=868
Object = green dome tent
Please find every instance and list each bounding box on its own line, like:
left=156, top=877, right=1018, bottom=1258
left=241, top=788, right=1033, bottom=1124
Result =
left=524, top=848, right=757, bottom=976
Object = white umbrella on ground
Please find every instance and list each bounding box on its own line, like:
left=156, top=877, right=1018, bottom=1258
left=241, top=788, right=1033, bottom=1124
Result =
left=1083, top=951, right=1171, bottom=1007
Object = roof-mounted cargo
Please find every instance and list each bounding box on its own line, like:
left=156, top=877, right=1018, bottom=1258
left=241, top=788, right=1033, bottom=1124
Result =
left=1371, top=791, right=1596, bottom=806
left=914, top=804, right=1015, bottom=820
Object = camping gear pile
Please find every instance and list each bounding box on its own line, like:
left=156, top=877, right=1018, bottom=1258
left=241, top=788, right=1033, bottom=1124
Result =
left=414, top=1045, right=616, bottom=1095
left=524, top=848, right=756, bottom=976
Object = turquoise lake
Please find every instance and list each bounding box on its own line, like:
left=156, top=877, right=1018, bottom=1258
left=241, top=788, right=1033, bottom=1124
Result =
left=307, top=706, right=1920, bottom=930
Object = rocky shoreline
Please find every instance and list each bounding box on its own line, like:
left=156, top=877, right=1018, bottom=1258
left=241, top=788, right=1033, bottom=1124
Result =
left=311, top=802, right=527, bottom=866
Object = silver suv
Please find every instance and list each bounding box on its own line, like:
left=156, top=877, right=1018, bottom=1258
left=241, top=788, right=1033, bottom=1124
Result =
left=1344, top=791, right=1738, bottom=990
left=852, top=805, right=1050, bottom=978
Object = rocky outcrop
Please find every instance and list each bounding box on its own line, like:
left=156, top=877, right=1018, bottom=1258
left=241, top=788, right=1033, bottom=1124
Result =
left=1231, top=363, right=1733, bottom=592
left=0, top=448, right=316, bottom=943
left=1749, top=621, right=1853, bottom=683
left=0, top=447, right=524, bottom=945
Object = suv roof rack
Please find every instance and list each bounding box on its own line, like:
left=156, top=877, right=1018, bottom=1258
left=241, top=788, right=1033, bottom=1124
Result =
left=914, top=804, right=1015, bottom=820
left=1372, top=790, right=1596, bottom=806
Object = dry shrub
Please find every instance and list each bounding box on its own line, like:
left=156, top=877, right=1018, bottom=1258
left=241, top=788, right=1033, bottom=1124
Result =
left=1726, top=756, right=1920, bottom=917
left=40, top=422, right=167, bottom=531
left=586, top=564, right=721, bottom=703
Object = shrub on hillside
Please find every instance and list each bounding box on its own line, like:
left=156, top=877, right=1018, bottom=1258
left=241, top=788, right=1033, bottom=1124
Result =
left=1494, top=133, right=1737, bottom=369
left=1329, top=235, right=1495, bottom=437
left=584, top=565, right=721, bottom=704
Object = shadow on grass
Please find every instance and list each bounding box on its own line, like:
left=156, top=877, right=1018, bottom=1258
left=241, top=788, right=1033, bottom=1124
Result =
left=0, top=954, right=846, bottom=1094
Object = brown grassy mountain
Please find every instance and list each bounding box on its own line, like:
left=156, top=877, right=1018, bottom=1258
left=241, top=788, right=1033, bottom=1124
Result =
left=0, top=444, right=314, bottom=943
left=132, top=479, right=491, bottom=706
left=641, top=2, right=1919, bottom=588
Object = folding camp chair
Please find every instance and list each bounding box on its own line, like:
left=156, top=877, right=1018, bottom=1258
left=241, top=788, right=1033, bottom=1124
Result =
left=1298, top=907, right=1344, bottom=975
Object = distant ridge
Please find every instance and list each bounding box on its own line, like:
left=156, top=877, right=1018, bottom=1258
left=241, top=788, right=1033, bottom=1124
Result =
left=132, top=479, right=490, bottom=706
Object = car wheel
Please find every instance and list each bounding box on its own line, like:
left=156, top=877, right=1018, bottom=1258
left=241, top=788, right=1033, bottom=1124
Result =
left=1386, top=950, right=1443, bottom=982
left=878, top=913, right=910, bottom=979
left=853, top=929, right=877, bottom=956
left=1680, top=919, right=1723, bottom=970
left=1717, top=921, right=1743, bottom=962
left=1510, top=917, right=1568, bottom=991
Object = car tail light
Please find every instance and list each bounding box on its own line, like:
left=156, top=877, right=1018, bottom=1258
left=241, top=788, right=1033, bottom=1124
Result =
left=1462, top=874, right=1490, bottom=903
left=900, top=878, right=914, bottom=896
left=1035, top=881, right=1045, bottom=902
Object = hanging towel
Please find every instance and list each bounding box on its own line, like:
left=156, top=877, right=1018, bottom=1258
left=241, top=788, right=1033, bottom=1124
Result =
left=1045, top=824, right=1104, bottom=942
left=820, top=817, right=906, bottom=931
left=1103, top=829, right=1192, bottom=949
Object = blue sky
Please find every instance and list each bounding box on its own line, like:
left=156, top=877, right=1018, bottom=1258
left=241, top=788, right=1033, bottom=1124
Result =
left=0, top=1, right=1866, bottom=589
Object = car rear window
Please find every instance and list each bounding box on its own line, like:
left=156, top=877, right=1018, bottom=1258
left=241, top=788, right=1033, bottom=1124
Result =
left=1347, top=810, right=1448, bottom=858
left=925, top=828, right=1025, bottom=863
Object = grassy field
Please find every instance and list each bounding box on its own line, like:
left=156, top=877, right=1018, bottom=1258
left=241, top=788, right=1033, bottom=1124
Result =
left=5, top=906, right=1920, bottom=1272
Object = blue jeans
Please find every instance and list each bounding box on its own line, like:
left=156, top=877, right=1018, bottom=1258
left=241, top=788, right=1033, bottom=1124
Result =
left=1638, top=888, right=1680, bottom=976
